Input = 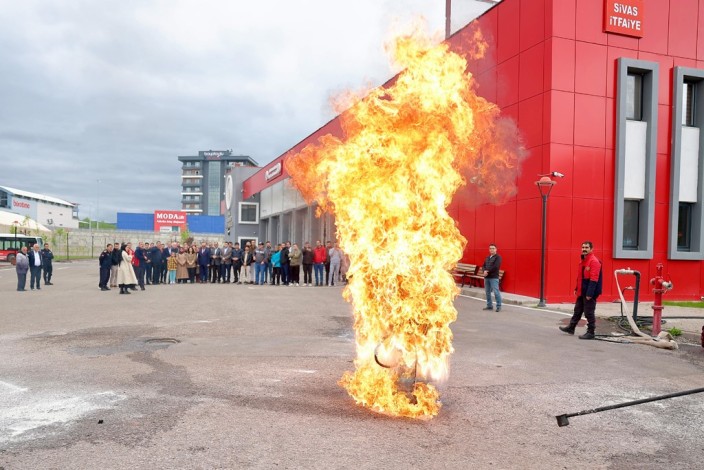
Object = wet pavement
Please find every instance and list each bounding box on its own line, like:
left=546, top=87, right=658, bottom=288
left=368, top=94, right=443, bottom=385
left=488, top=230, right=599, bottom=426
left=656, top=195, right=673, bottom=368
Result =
left=1, top=261, right=703, bottom=469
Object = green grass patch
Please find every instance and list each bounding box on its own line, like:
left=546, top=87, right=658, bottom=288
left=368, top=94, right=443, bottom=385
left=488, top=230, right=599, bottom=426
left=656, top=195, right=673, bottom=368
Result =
left=54, top=256, right=95, bottom=261
left=667, top=327, right=683, bottom=337
left=663, top=301, right=704, bottom=308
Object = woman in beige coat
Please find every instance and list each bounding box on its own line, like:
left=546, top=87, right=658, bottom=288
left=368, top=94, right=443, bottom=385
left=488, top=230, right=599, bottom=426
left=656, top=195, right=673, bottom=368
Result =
left=176, top=248, right=189, bottom=283
left=117, top=243, right=138, bottom=294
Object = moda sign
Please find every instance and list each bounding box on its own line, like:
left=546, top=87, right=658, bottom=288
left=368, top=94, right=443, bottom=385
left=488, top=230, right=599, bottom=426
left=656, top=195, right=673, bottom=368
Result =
left=604, top=0, right=644, bottom=38
left=153, top=210, right=187, bottom=231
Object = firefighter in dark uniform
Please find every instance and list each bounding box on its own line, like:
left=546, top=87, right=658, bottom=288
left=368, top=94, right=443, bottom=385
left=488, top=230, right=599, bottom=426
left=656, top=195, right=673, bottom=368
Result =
left=41, top=243, right=54, bottom=285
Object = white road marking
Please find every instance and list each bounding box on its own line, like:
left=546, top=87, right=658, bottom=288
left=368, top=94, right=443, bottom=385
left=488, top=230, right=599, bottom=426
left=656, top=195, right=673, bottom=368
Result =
left=295, top=370, right=317, bottom=374
left=458, top=294, right=572, bottom=317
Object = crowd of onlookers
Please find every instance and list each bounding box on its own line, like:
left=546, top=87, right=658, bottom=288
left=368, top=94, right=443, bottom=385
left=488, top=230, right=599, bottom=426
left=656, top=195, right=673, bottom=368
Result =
left=98, top=239, right=350, bottom=294
left=13, top=242, right=54, bottom=291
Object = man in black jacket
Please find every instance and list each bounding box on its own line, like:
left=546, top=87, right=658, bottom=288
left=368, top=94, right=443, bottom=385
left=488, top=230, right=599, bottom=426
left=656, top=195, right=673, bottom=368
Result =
left=28, top=243, right=43, bottom=290
left=231, top=242, right=243, bottom=283
left=134, top=241, right=148, bottom=290
left=110, top=241, right=121, bottom=287
left=150, top=242, right=164, bottom=285
left=99, top=244, right=114, bottom=291
left=280, top=242, right=290, bottom=286
left=481, top=244, right=502, bottom=312
left=41, top=243, right=54, bottom=285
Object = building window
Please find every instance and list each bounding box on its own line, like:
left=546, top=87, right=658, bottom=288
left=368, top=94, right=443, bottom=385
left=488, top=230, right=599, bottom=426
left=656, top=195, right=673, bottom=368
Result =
left=614, top=58, right=659, bottom=259
left=623, top=200, right=640, bottom=250
left=207, top=161, right=220, bottom=214
left=670, top=67, right=704, bottom=259
left=626, top=73, right=643, bottom=121
left=677, top=202, right=693, bottom=251
left=0, top=190, right=7, bottom=208
left=239, top=202, right=259, bottom=224
left=682, top=80, right=696, bottom=127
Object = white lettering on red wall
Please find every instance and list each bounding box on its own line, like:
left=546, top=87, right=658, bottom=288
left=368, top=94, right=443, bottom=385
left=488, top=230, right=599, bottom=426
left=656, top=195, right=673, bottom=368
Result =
left=604, top=0, right=644, bottom=38
left=265, top=162, right=282, bottom=181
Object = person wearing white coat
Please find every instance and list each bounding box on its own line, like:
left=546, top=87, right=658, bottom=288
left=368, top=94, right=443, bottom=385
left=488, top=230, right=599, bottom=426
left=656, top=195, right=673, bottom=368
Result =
left=117, top=243, right=138, bottom=294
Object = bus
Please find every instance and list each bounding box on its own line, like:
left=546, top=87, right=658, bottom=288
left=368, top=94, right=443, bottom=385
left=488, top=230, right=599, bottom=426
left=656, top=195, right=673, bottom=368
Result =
left=0, top=233, right=44, bottom=263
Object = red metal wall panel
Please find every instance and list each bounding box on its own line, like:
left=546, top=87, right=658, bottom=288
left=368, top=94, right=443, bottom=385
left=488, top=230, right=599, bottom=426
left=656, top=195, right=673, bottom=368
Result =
left=698, top=3, right=704, bottom=61
left=546, top=249, right=574, bottom=298
left=520, top=0, right=546, bottom=51
left=668, top=0, right=698, bottom=59
left=515, top=198, right=542, bottom=249
left=518, top=94, right=544, bottom=149
left=519, top=43, right=545, bottom=100
left=573, top=146, right=606, bottom=199
left=638, top=0, right=669, bottom=55
left=573, top=94, right=606, bottom=148
left=547, top=196, right=573, bottom=249
left=551, top=0, right=575, bottom=39
left=575, top=0, right=607, bottom=45
left=496, top=55, right=520, bottom=107
left=575, top=42, right=608, bottom=96
left=493, top=201, right=518, bottom=249
left=550, top=38, right=576, bottom=92
left=549, top=91, right=575, bottom=144
left=497, top=0, right=521, bottom=62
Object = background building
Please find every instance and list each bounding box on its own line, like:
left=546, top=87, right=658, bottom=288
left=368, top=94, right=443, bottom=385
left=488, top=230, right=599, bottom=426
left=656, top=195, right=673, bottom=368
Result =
left=0, top=184, right=79, bottom=229
left=116, top=211, right=225, bottom=234
left=178, top=150, right=258, bottom=216
left=236, top=0, right=704, bottom=303
left=223, top=165, right=261, bottom=247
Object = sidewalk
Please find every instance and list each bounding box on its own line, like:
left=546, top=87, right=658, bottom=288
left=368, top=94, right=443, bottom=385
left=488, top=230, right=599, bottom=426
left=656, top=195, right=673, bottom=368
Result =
left=459, top=285, right=704, bottom=340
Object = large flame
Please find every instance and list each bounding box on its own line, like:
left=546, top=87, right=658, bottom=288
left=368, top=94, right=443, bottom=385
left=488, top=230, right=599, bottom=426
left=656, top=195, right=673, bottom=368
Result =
left=286, top=25, right=523, bottom=419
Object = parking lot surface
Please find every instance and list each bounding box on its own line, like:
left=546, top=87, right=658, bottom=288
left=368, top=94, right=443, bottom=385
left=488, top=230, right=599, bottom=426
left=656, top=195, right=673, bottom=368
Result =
left=1, top=261, right=703, bottom=469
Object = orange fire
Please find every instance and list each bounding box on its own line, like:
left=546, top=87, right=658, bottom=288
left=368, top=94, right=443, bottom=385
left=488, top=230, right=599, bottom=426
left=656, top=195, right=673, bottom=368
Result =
left=286, top=25, right=523, bottom=419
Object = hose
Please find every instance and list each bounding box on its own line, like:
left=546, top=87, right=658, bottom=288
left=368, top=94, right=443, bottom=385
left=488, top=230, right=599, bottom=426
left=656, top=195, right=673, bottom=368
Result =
left=602, top=270, right=679, bottom=350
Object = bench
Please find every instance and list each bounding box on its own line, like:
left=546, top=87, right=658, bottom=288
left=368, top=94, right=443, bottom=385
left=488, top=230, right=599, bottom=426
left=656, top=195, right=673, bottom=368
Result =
left=470, top=269, right=505, bottom=288
left=452, top=263, right=477, bottom=287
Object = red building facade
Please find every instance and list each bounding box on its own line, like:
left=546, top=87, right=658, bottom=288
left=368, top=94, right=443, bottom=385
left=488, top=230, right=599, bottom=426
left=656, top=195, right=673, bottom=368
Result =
left=244, top=0, right=704, bottom=303
left=448, top=0, right=704, bottom=303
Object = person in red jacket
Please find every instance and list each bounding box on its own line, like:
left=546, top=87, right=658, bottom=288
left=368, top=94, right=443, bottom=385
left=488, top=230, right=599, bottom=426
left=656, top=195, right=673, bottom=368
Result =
left=313, top=240, right=327, bottom=286
left=559, top=241, right=603, bottom=340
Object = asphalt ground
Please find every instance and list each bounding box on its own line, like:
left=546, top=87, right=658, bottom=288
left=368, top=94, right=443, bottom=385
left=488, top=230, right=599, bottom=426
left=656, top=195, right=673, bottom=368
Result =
left=1, top=261, right=704, bottom=469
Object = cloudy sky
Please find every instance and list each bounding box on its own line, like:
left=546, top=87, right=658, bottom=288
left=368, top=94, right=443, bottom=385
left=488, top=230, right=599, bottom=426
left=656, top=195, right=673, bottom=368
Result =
left=0, top=0, right=494, bottom=221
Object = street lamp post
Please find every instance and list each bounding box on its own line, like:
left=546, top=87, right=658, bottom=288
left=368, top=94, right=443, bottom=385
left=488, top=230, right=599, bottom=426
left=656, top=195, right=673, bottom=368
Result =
left=535, top=175, right=557, bottom=308
left=96, top=179, right=101, bottom=231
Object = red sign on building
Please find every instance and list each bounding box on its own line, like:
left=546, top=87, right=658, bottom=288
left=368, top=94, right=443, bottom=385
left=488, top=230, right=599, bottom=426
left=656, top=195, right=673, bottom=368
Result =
left=604, top=0, right=644, bottom=38
left=154, top=210, right=187, bottom=232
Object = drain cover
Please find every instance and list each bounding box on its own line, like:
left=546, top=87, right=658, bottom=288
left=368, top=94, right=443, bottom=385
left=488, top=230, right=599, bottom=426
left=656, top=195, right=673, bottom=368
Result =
left=144, top=338, right=181, bottom=344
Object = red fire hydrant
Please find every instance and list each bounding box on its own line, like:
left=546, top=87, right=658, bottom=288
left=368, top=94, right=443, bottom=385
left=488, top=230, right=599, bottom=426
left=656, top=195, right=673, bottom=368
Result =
left=650, top=263, right=673, bottom=336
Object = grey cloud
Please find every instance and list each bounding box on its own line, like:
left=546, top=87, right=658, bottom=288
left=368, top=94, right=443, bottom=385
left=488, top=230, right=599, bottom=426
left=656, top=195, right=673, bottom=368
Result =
left=0, top=1, right=493, bottom=221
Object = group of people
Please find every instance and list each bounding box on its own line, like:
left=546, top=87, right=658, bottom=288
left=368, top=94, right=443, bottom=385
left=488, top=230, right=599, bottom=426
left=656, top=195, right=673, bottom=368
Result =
left=14, top=243, right=54, bottom=291
left=15, top=236, right=602, bottom=340
left=97, top=239, right=349, bottom=294
left=480, top=241, right=603, bottom=340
